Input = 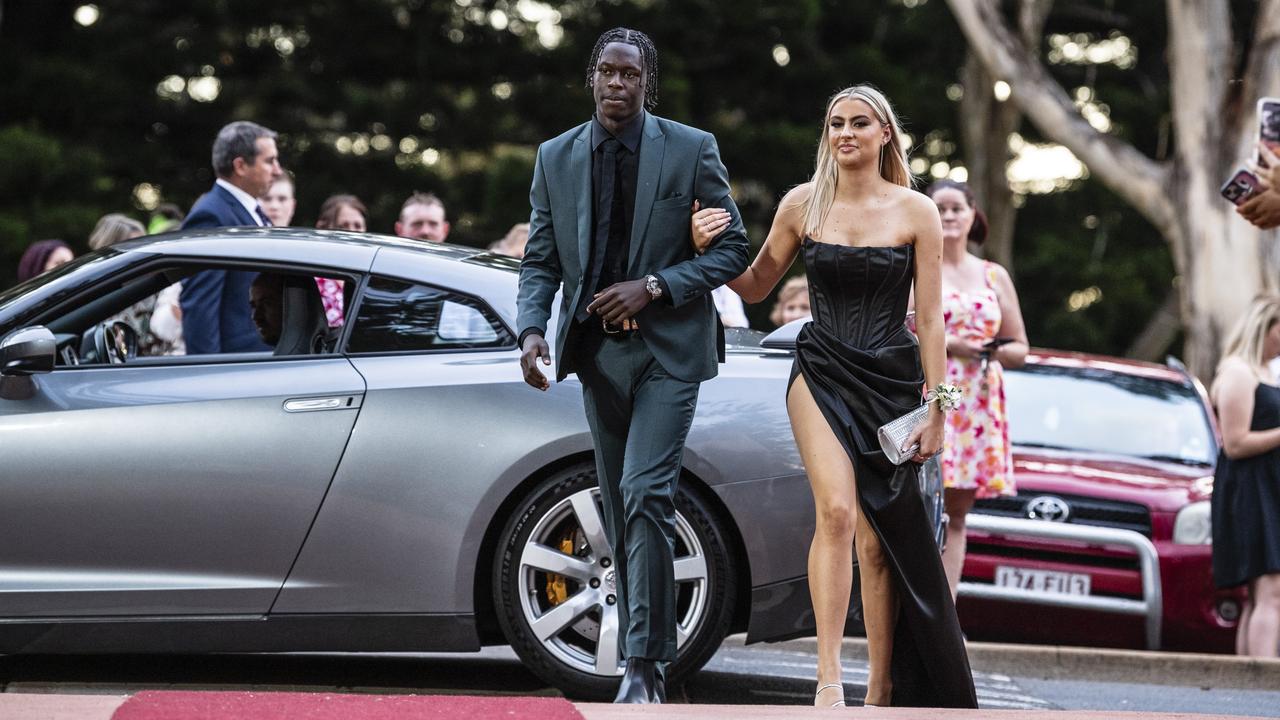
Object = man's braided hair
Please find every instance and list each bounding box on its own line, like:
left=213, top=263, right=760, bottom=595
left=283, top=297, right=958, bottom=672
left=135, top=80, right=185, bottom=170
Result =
left=584, top=27, right=658, bottom=112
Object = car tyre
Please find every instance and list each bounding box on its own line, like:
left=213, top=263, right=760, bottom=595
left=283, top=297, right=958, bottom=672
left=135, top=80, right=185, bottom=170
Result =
left=493, top=464, right=735, bottom=700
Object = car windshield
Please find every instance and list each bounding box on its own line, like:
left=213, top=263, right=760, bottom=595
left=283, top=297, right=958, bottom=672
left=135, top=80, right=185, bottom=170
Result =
left=1004, top=364, right=1216, bottom=466
left=0, top=250, right=116, bottom=314
left=725, top=327, right=765, bottom=350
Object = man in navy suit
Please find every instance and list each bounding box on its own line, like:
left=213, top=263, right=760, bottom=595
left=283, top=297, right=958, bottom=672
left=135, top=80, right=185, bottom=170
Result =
left=179, top=120, right=283, bottom=354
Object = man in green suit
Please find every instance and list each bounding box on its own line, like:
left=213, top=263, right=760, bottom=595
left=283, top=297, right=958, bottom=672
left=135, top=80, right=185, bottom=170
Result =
left=516, top=27, right=748, bottom=704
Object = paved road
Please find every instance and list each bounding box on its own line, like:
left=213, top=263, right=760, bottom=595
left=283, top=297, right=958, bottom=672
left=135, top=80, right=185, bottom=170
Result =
left=2, top=642, right=1278, bottom=717
left=695, top=641, right=1280, bottom=717
left=691, top=642, right=1055, bottom=709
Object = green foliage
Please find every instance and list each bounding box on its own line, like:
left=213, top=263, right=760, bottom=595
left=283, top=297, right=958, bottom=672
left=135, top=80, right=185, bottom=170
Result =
left=0, top=124, right=116, bottom=278
left=1016, top=183, right=1174, bottom=356
left=0, top=0, right=1251, bottom=359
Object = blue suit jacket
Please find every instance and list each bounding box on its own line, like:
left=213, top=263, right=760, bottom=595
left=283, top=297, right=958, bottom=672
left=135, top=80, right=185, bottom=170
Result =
left=178, top=183, right=271, bottom=354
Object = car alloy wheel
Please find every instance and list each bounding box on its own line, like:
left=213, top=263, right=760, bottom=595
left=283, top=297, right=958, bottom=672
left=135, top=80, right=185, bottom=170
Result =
left=494, top=465, right=734, bottom=699
left=516, top=485, right=709, bottom=676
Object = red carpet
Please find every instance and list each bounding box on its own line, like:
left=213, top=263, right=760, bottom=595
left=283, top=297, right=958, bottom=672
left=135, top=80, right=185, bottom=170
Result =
left=111, top=691, right=585, bottom=720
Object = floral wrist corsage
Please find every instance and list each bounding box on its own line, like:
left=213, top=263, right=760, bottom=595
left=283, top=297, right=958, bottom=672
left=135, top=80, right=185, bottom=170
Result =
left=925, top=383, right=963, bottom=412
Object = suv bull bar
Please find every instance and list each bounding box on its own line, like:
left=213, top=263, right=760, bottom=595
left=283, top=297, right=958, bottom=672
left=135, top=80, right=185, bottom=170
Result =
left=957, top=514, right=1163, bottom=650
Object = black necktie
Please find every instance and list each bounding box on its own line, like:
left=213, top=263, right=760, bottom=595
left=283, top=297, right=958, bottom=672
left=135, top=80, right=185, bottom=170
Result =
left=577, top=138, right=623, bottom=323
left=254, top=204, right=272, bottom=226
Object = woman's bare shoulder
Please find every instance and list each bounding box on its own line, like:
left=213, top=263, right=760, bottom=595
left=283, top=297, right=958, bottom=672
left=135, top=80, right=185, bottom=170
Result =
left=1216, top=356, right=1259, bottom=387
left=1218, top=355, right=1253, bottom=373
left=894, top=185, right=938, bottom=215
left=889, top=186, right=939, bottom=245
left=774, top=183, right=812, bottom=227
left=779, top=183, right=813, bottom=209
left=986, top=260, right=1016, bottom=290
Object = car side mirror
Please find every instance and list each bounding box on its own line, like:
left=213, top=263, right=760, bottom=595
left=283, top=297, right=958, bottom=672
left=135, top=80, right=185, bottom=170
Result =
left=760, top=318, right=808, bottom=350
left=1, top=326, right=57, bottom=376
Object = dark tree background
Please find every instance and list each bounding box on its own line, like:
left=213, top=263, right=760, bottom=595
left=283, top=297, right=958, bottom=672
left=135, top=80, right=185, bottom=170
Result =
left=0, top=0, right=1211, bottom=355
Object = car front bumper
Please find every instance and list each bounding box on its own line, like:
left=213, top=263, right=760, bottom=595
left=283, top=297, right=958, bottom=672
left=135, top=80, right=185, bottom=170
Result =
left=957, top=514, right=1238, bottom=653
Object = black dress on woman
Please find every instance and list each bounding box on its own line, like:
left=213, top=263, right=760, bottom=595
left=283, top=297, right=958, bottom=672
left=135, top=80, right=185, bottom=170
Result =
left=1212, top=382, right=1280, bottom=590
left=790, top=238, right=977, bottom=708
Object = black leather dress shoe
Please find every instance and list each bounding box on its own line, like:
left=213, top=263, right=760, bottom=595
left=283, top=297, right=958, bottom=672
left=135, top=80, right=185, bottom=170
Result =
left=613, top=658, right=665, bottom=703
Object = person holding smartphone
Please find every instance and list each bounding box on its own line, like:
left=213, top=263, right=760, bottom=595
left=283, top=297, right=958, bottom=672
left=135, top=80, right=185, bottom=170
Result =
left=925, top=180, right=1028, bottom=600
left=1240, top=143, right=1280, bottom=231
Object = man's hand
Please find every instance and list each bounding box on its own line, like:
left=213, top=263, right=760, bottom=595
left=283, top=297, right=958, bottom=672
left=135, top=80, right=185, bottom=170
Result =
left=1239, top=188, right=1280, bottom=231
left=586, top=280, right=652, bottom=324
left=520, top=333, right=552, bottom=391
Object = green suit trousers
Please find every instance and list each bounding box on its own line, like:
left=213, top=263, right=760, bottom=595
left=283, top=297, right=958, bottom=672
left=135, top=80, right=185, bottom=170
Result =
left=575, top=330, right=699, bottom=663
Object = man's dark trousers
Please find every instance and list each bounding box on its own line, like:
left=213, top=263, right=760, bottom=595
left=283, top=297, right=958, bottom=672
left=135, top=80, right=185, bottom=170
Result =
left=576, top=329, right=697, bottom=662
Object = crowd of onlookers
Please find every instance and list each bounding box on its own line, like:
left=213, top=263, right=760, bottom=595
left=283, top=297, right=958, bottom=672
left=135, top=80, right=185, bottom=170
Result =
left=8, top=118, right=810, bottom=336
left=8, top=120, right=554, bottom=358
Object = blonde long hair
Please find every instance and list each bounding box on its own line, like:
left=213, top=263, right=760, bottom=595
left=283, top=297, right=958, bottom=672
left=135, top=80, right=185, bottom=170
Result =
left=1218, top=295, right=1280, bottom=379
left=803, top=85, right=913, bottom=238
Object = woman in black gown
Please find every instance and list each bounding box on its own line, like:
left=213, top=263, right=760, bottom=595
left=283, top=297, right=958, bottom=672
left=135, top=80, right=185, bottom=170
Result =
left=1210, top=295, right=1280, bottom=658
left=693, top=85, right=975, bottom=708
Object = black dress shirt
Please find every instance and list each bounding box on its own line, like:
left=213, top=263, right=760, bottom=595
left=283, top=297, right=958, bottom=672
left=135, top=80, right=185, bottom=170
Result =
left=574, top=113, right=643, bottom=324
left=519, top=112, right=671, bottom=348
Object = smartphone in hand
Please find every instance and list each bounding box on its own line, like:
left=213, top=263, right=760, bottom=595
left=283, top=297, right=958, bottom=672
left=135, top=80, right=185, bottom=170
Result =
left=1221, top=168, right=1263, bottom=206
left=1259, top=97, right=1280, bottom=169
left=982, top=337, right=1015, bottom=351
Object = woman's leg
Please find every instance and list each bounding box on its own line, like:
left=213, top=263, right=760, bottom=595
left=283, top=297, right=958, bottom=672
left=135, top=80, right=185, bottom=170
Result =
left=855, top=488, right=898, bottom=705
left=1237, top=587, right=1254, bottom=656
left=941, top=488, right=978, bottom=599
left=788, top=377, right=858, bottom=707
left=1246, top=574, right=1280, bottom=658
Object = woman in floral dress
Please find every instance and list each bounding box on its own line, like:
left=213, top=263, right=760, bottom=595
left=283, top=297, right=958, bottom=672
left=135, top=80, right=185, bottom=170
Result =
left=926, top=180, right=1029, bottom=599
left=313, top=194, right=370, bottom=327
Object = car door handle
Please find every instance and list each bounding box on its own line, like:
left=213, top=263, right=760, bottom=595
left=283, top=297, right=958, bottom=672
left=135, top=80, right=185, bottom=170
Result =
left=283, top=395, right=360, bottom=413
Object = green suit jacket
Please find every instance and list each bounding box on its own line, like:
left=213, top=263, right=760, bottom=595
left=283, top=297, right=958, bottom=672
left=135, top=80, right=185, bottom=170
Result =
left=517, top=112, right=750, bottom=383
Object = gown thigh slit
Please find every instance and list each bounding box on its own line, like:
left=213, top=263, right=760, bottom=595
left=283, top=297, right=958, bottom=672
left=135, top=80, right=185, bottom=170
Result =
left=792, top=238, right=977, bottom=708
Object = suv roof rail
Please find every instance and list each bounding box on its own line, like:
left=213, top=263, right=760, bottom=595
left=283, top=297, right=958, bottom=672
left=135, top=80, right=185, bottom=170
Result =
left=1165, top=355, right=1197, bottom=386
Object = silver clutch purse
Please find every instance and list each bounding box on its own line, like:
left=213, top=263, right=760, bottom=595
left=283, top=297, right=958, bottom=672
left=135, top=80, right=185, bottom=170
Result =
left=877, top=404, right=929, bottom=465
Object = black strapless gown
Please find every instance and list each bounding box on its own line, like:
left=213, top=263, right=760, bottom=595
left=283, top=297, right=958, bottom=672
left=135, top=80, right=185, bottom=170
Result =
left=790, top=238, right=977, bottom=708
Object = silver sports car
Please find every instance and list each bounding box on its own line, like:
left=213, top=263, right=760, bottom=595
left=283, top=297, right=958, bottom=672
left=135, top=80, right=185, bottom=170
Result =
left=0, top=228, right=873, bottom=698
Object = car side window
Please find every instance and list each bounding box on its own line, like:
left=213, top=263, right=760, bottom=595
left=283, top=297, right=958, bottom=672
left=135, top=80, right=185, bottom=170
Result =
left=346, top=275, right=513, bottom=353
left=37, top=262, right=350, bottom=367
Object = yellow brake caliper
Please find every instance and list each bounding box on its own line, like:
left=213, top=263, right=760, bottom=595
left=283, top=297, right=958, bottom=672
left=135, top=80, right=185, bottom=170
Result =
left=544, top=535, right=573, bottom=605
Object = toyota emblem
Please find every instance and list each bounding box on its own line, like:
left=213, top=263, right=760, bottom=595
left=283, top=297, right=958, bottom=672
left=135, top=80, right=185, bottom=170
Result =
left=1026, top=495, right=1071, bottom=522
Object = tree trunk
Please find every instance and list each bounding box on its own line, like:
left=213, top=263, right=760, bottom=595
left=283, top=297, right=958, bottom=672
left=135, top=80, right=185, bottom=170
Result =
left=1165, top=1, right=1257, bottom=376
left=1126, top=288, right=1181, bottom=361
left=945, top=0, right=1280, bottom=379
left=959, top=53, right=1020, bottom=269
left=958, top=0, right=1051, bottom=274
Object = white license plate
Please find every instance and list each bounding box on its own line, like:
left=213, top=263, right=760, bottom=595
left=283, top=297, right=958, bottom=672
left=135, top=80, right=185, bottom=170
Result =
left=994, top=566, right=1091, bottom=595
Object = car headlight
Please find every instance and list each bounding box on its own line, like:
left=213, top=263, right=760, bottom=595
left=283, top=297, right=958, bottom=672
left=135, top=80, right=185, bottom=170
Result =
left=1173, top=500, right=1211, bottom=544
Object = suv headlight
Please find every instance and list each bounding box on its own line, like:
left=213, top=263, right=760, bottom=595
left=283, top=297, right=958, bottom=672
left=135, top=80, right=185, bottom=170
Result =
left=1173, top=501, right=1211, bottom=544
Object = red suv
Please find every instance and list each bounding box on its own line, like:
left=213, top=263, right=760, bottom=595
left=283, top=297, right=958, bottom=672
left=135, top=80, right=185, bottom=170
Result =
left=955, top=349, right=1242, bottom=653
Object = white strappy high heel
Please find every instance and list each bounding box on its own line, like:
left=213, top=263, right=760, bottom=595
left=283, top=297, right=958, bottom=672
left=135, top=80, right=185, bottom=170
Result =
left=815, top=682, right=846, bottom=707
